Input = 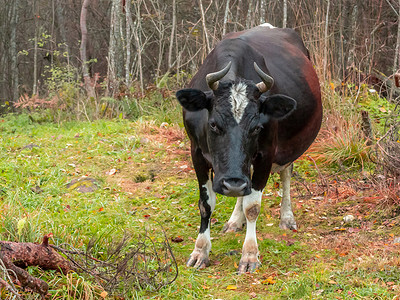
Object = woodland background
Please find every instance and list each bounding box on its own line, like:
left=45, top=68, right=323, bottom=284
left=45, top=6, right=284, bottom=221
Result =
left=1, top=0, right=400, bottom=110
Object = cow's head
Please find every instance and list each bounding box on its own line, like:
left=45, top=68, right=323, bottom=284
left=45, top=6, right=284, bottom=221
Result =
left=176, top=62, right=297, bottom=197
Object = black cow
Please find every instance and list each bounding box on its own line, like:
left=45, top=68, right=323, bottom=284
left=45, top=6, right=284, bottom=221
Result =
left=176, top=24, right=322, bottom=273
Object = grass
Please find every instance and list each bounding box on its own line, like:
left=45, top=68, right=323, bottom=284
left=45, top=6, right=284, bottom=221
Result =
left=1, top=111, right=400, bottom=299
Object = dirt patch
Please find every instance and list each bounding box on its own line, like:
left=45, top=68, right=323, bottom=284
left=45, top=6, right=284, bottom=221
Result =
left=107, top=122, right=194, bottom=196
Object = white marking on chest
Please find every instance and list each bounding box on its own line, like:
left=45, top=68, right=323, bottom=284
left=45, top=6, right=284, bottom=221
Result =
left=230, top=82, right=249, bottom=123
left=259, top=23, right=276, bottom=29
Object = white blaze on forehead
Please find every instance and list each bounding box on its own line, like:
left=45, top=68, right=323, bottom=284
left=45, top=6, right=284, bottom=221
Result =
left=260, top=23, right=276, bottom=29
left=230, top=82, right=249, bottom=123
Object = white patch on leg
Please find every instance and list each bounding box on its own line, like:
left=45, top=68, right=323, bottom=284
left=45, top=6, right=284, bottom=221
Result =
left=230, top=82, right=249, bottom=123
left=279, top=165, right=297, bottom=230
left=259, top=23, right=276, bottom=29
left=187, top=227, right=211, bottom=268
left=195, top=228, right=211, bottom=254
left=223, top=197, right=246, bottom=232
left=242, top=189, right=263, bottom=231
left=203, top=180, right=216, bottom=212
left=244, top=217, right=258, bottom=245
left=238, top=189, right=263, bottom=273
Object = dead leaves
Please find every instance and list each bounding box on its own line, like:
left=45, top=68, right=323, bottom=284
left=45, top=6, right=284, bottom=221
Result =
left=226, top=285, right=237, bottom=290
left=171, top=236, right=184, bottom=243
left=261, top=276, right=276, bottom=285
left=105, top=168, right=118, bottom=176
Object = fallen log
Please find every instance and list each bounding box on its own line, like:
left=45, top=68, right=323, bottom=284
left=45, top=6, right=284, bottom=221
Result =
left=0, top=234, right=76, bottom=298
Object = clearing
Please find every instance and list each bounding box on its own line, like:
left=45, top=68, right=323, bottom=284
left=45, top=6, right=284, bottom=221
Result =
left=1, top=114, right=400, bottom=299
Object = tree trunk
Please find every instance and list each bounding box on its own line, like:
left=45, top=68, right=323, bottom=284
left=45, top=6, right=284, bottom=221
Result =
left=33, top=0, right=38, bottom=96
left=234, top=0, right=242, bottom=31
left=125, top=0, right=132, bottom=87
left=108, top=0, right=117, bottom=96
left=260, top=0, right=266, bottom=24
left=55, top=0, right=70, bottom=61
left=283, top=0, right=287, bottom=28
left=132, top=0, right=144, bottom=94
left=222, top=0, right=231, bottom=36
left=80, top=0, right=95, bottom=99
left=246, top=0, right=254, bottom=28
left=10, top=0, right=18, bottom=103
left=390, top=0, right=400, bottom=101
left=323, top=0, right=330, bottom=80
left=168, top=0, right=176, bottom=70
left=199, top=0, right=211, bottom=54
left=393, top=0, right=400, bottom=74
left=143, top=0, right=165, bottom=80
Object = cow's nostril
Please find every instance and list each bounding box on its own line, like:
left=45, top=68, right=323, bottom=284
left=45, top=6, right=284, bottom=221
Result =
left=222, top=179, right=247, bottom=193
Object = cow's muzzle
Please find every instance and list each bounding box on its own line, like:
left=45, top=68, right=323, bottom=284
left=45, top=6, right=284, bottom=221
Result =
left=219, top=177, right=251, bottom=197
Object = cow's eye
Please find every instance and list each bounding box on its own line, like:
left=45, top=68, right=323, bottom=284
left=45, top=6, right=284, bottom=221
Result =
left=209, top=120, right=220, bottom=133
left=251, top=125, right=263, bottom=135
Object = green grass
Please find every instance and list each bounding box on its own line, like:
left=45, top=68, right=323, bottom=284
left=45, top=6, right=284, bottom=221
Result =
left=1, top=113, right=400, bottom=299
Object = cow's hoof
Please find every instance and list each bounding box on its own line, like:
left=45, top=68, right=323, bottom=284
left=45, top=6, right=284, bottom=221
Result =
left=186, top=252, right=210, bottom=269
left=279, top=217, right=297, bottom=231
left=222, top=221, right=245, bottom=233
left=237, top=259, right=260, bottom=274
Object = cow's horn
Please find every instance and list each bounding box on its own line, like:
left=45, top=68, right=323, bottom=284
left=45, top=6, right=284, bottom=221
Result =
left=254, top=62, right=274, bottom=93
left=206, top=61, right=232, bottom=90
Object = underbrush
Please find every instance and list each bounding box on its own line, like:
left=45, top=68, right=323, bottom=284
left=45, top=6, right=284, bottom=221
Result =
left=310, top=83, right=399, bottom=175
left=7, top=65, right=184, bottom=126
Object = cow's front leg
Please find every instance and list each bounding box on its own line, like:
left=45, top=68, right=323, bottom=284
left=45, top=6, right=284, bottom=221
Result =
left=238, top=189, right=262, bottom=273
left=279, top=165, right=297, bottom=230
left=187, top=179, right=216, bottom=269
left=222, top=197, right=246, bottom=232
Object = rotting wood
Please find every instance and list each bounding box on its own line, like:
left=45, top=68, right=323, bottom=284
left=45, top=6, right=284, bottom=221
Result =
left=361, top=110, right=374, bottom=145
left=373, top=69, right=400, bottom=98
left=0, top=234, right=75, bottom=298
left=395, top=72, right=400, bottom=87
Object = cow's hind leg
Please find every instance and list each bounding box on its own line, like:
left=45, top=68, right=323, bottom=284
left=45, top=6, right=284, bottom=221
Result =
left=279, top=164, right=297, bottom=230
left=238, top=189, right=262, bottom=273
left=222, top=197, right=246, bottom=233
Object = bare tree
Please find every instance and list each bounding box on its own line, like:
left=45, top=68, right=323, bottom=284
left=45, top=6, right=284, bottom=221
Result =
left=132, top=0, right=144, bottom=94
left=246, top=0, right=254, bottom=28
left=260, top=0, right=266, bottom=24
left=283, top=0, right=287, bottom=28
left=108, top=0, right=125, bottom=95
left=223, top=0, right=231, bottom=36
left=55, top=0, right=70, bottom=62
left=323, top=0, right=331, bottom=79
left=393, top=0, right=400, bottom=75
left=80, top=0, right=95, bottom=98
left=234, top=0, right=243, bottom=31
left=199, top=0, right=211, bottom=54
left=10, top=1, right=18, bottom=103
left=125, top=1, right=133, bottom=87
left=33, top=0, right=38, bottom=95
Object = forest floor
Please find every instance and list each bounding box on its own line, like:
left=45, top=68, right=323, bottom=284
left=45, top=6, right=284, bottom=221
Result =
left=1, top=114, right=400, bottom=299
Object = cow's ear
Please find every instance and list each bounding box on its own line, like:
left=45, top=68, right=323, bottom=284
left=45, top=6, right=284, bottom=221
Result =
left=176, top=89, right=213, bottom=111
left=260, top=94, right=297, bottom=120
